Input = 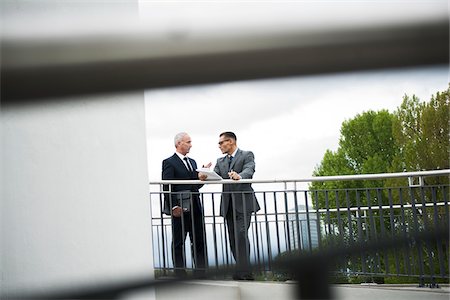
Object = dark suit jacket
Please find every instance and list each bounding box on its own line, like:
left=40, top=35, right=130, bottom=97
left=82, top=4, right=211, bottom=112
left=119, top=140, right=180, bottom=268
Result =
left=214, top=149, right=260, bottom=216
left=162, top=154, right=202, bottom=215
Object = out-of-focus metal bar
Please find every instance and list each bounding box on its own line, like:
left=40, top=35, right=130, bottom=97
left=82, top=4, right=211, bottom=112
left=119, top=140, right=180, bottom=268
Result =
left=2, top=20, right=448, bottom=102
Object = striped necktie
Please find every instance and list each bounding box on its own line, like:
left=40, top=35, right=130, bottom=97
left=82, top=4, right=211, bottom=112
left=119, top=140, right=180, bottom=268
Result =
left=184, top=157, right=193, bottom=172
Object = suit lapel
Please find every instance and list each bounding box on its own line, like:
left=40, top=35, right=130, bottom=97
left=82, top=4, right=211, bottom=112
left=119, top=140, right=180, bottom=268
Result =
left=173, top=154, right=191, bottom=176
left=229, top=149, right=242, bottom=171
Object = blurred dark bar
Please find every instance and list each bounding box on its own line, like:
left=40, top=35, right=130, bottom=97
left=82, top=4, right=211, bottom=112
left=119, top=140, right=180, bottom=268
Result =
left=2, top=20, right=448, bottom=102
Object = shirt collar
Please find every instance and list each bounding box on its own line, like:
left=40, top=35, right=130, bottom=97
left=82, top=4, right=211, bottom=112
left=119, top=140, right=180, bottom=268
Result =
left=229, top=148, right=238, bottom=158
left=175, top=151, right=188, bottom=160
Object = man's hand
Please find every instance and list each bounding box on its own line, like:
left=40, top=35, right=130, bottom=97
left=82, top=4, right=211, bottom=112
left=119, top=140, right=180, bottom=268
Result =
left=172, top=206, right=183, bottom=218
left=228, top=171, right=241, bottom=180
left=199, top=162, right=212, bottom=181
left=202, top=162, right=212, bottom=168
left=198, top=172, right=208, bottom=181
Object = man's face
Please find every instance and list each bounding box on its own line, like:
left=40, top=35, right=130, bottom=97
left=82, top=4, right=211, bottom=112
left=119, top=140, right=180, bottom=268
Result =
left=177, top=134, right=192, bottom=155
left=218, top=135, right=233, bottom=154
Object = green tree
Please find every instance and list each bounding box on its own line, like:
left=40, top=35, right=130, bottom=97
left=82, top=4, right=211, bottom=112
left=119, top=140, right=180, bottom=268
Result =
left=310, top=110, right=397, bottom=258
left=391, top=88, right=449, bottom=173
left=340, top=110, right=396, bottom=174
left=311, top=110, right=396, bottom=209
left=309, top=86, right=449, bottom=283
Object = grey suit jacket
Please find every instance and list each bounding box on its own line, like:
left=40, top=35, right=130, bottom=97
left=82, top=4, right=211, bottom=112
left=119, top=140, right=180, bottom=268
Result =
left=214, top=149, right=260, bottom=216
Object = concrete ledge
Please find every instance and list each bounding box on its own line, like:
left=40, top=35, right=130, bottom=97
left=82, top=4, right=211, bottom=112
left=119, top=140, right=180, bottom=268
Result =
left=334, top=284, right=450, bottom=300
left=146, top=280, right=450, bottom=300
left=155, top=280, right=240, bottom=300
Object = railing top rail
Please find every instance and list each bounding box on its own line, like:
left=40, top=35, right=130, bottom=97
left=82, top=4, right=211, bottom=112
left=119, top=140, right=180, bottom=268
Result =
left=149, top=169, right=450, bottom=185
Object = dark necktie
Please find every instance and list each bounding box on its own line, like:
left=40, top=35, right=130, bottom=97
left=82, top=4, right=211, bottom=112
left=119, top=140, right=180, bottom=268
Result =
left=184, top=157, right=193, bottom=172
left=228, top=155, right=233, bottom=171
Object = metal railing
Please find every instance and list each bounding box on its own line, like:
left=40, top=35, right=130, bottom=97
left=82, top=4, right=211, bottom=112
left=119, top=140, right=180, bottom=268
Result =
left=150, top=169, right=449, bottom=285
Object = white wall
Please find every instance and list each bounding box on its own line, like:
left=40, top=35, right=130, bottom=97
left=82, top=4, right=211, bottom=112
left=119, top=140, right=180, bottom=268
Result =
left=1, top=0, right=154, bottom=295
left=1, top=93, right=153, bottom=291
left=1, top=2, right=154, bottom=296
left=1, top=93, right=153, bottom=295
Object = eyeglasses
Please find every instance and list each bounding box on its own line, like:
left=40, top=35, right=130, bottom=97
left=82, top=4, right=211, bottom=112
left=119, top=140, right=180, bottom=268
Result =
left=218, top=139, right=230, bottom=145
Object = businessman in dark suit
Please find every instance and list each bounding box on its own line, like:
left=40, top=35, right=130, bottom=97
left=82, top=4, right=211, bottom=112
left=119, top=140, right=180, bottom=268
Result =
left=162, top=132, right=206, bottom=278
left=201, top=131, right=260, bottom=280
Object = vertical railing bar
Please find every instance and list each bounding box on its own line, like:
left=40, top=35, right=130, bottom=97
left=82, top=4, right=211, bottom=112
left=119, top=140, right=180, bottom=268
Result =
left=284, top=183, right=292, bottom=253
left=263, top=192, right=273, bottom=270
left=324, top=191, right=332, bottom=239
left=178, top=192, right=188, bottom=271
left=431, top=187, right=445, bottom=279
left=253, top=194, right=262, bottom=269
left=387, top=188, right=400, bottom=276
left=223, top=203, right=230, bottom=267
left=283, top=220, right=289, bottom=256
left=410, top=186, right=425, bottom=285
left=335, top=190, right=346, bottom=273
left=304, top=190, right=313, bottom=253
left=241, top=191, right=249, bottom=275
left=356, top=190, right=367, bottom=274
left=398, top=188, right=411, bottom=276
left=211, top=193, right=219, bottom=270
left=231, top=192, right=239, bottom=271
left=314, top=190, right=323, bottom=250
left=336, top=190, right=344, bottom=245
left=155, top=225, right=162, bottom=271
left=254, top=220, right=260, bottom=272
left=159, top=186, right=167, bottom=275
left=219, top=220, right=226, bottom=268
left=345, top=190, right=355, bottom=273
left=164, top=224, right=170, bottom=270
left=200, top=192, right=208, bottom=270
left=253, top=191, right=261, bottom=273
left=443, top=185, right=450, bottom=229
left=293, top=189, right=302, bottom=251
left=190, top=192, right=198, bottom=271
left=274, top=191, right=282, bottom=256
left=420, top=186, right=435, bottom=284
left=442, top=185, right=449, bottom=277
left=257, top=221, right=265, bottom=272
left=377, top=188, right=389, bottom=275
left=366, top=189, right=380, bottom=276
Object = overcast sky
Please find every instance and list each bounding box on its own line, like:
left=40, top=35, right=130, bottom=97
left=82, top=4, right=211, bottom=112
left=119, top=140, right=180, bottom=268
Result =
left=140, top=0, right=448, bottom=188
left=145, top=65, right=448, bottom=186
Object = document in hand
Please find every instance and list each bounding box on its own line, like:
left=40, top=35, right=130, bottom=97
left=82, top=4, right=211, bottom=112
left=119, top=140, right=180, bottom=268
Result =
left=196, top=168, right=223, bottom=180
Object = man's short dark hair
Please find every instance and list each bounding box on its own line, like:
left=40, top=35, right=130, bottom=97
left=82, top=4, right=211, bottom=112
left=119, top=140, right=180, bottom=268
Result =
left=220, top=131, right=237, bottom=141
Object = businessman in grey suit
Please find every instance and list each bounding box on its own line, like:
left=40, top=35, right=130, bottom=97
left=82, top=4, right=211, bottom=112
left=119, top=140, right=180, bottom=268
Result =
left=201, top=131, right=260, bottom=280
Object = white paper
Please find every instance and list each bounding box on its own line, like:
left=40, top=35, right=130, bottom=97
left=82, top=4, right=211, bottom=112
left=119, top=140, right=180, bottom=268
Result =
left=196, top=168, right=223, bottom=180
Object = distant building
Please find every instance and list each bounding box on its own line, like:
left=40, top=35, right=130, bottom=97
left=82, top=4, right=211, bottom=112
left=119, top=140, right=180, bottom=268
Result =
left=287, top=205, right=319, bottom=251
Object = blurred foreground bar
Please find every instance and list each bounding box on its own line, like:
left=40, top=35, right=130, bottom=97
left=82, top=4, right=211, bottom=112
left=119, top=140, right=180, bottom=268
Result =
left=1, top=19, right=448, bottom=102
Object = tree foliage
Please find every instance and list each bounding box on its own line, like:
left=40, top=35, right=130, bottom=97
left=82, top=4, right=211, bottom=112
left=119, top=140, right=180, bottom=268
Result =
left=392, top=89, right=449, bottom=172
left=311, top=110, right=396, bottom=207
left=311, top=85, right=449, bottom=194
left=307, top=86, right=449, bottom=282
left=340, top=110, right=396, bottom=174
